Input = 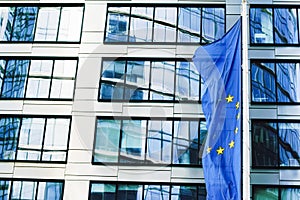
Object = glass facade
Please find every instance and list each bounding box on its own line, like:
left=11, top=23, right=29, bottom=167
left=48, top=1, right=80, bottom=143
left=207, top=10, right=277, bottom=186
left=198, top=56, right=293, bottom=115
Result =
left=251, top=60, right=300, bottom=103
left=0, top=5, right=83, bottom=42
left=89, top=182, right=206, bottom=200
left=0, top=58, right=77, bottom=100
left=0, top=116, right=71, bottom=162
left=99, top=58, right=201, bottom=102
left=253, top=186, right=300, bottom=200
left=0, top=179, right=63, bottom=200
left=93, top=118, right=206, bottom=166
left=105, top=4, right=225, bottom=44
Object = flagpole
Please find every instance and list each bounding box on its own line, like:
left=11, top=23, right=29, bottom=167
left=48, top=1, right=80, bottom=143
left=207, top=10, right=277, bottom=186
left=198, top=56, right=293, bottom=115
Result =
left=241, top=0, right=250, bottom=200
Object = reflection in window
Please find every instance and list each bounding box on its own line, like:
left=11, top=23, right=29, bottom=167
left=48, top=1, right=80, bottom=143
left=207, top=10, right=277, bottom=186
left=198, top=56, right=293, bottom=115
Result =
left=0, top=7, right=15, bottom=41
left=253, top=187, right=279, bottom=199
left=90, top=183, right=116, bottom=200
left=105, top=5, right=225, bottom=43
left=118, top=184, right=142, bottom=200
left=0, top=58, right=77, bottom=100
left=0, top=180, right=9, bottom=199
left=250, top=8, right=273, bottom=44
left=93, top=118, right=205, bottom=166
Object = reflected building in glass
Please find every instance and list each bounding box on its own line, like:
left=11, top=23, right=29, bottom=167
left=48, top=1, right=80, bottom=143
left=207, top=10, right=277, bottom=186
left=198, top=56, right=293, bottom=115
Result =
left=1, top=0, right=300, bottom=200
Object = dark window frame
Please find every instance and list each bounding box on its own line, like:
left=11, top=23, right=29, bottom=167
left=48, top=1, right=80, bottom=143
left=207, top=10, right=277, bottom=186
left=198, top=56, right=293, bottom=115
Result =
left=104, top=3, right=226, bottom=45
left=0, top=114, right=72, bottom=164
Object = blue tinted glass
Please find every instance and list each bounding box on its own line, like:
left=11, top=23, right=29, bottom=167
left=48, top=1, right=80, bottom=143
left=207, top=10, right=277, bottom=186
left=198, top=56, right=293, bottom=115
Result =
left=251, top=62, right=276, bottom=102
left=250, top=8, right=273, bottom=44
left=117, top=184, right=142, bottom=200
left=274, top=8, right=298, bottom=44
left=0, top=180, right=10, bottom=200
left=124, top=88, right=148, bottom=100
left=100, top=83, right=124, bottom=100
left=281, top=188, right=300, bottom=199
left=37, top=182, right=63, bottom=200
left=144, top=185, right=170, bottom=200
left=171, top=185, right=197, bottom=199
left=278, top=123, right=300, bottom=167
left=11, top=181, right=37, bottom=200
left=0, top=7, right=15, bottom=41
left=276, top=63, right=300, bottom=102
left=201, top=8, right=224, bottom=43
left=0, top=117, right=20, bottom=160
left=253, top=187, right=278, bottom=199
left=12, top=7, right=38, bottom=41
left=90, top=183, right=116, bottom=200
left=1, top=60, right=29, bottom=98
left=177, top=7, right=201, bottom=43
left=0, top=60, right=5, bottom=92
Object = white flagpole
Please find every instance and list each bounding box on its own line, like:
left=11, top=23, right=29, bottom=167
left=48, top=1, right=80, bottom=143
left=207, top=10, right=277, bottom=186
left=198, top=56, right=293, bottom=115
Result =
left=241, top=0, right=250, bottom=199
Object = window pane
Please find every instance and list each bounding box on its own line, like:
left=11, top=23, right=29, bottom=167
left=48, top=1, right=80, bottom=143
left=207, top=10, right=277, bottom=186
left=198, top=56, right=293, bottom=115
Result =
left=1, top=60, right=29, bottom=98
left=281, top=188, right=300, bottom=199
left=102, top=61, right=125, bottom=83
left=198, top=185, right=207, bottom=200
left=251, top=62, right=276, bottom=102
left=276, top=63, right=300, bottom=102
left=120, top=120, right=146, bottom=163
left=176, top=61, right=200, bottom=101
left=34, top=7, right=60, bottom=41
left=11, top=7, right=38, bottom=41
left=0, top=60, right=5, bottom=92
left=90, top=183, right=116, bottom=200
left=53, top=60, right=77, bottom=78
left=0, top=7, right=15, bottom=41
left=0, top=180, right=10, bottom=200
left=150, top=61, right=175, bottom=100
left=178, top=7, right=201, bottom=43
left=278, top=123, right=300, bottom=167
left=50, top=79, right=74, bottom=99
left=42, top=118, right=70, bottom=161
left=100, top=82, right=124, bottom=100
left=58, top=7, right=83, bottom=42
left=250, top=8, right=273, bottom=44
left=274, top=8, right=298, bottom=44
left=144, top=185, right=170, bottom=200
left=37, top=182, right=63, bottom=200
left=253, top=187, right=278, bottom=200
left=153, top=7, right=177, bottom=42
left=146, top=121, right=172, bottom=164
left=105, top=7, right=130, bottom=42
left=252, top=122, right=278, bottom=167
left=94, top=120, right=121, bottom=162
left=129, top=7, right=153, bottom=42
left=0, top=117, right=20, bottom=160
left=118, top=184, right=143, bottom=200
left=17, top=118, right=45, bottom=161
left=173, top=121, right=199, bottom=165
left=201, top=8, right=224, bottom=43
left=11, top=181, right=37, bottom=200
left=171, top=185, right=197, bottom=199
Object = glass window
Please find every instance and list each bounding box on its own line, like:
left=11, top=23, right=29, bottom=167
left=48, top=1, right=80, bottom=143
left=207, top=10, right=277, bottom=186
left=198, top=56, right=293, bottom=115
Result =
left=117, top=184, right=143, bottom=200
left=250, top=8, right=273, bottom=44
left=253, top=187, right=278, bottom=200
left=251, top=62, right=276, bottom=103
left=94, top=120, right=121, bottom=163
left=0, top=118, right=20, bottom=160
left=34, top=7, right=60, bottom=41
left=11, top=181, right=37, bottom=200
left=11, top=7, right=38, bottom=41
left=171, top=185, right=198, bottom=199
left=153, top=7, right=177, bottom=42
left=58, top=7, right=83, bottom=42
left=90, top=183, right=116, bottom=200
left=105, top=7, right=130, bottom=42
left=201, top=8, right=225, bottom=43
left=36, top=182, right=63, bottom=200
left=177, top=7, right=201, bottom=43
left=144, top=185, right=170, bottom=200
left=252, top=122, right=278, bottom=167
left=281, top=188, right=300, bottom=199
left=274, top=8, right=298, bottom=44
left=0, top=180, right=9, bottom=199
left=0, top=7, right=15, bottom=41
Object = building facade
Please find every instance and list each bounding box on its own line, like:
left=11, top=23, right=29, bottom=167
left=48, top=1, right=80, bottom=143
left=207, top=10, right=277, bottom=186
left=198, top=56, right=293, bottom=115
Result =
left=0, top=0, right=299, bottom=199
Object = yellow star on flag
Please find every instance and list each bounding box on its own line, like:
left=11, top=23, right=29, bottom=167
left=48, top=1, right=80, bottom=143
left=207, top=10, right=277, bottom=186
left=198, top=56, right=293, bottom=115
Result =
left=236, top=113, right=240, bottom=120
left=236, top=102, right=240, bottom=109
left=216, top=146, right=225, bottom=155
left=207, top=147, right=212, bottom=153
left=229, top=140, right=235, bottom=148
left=226, top=94, right=234, bottom=103
left=234, top=127, right=239, bottom=134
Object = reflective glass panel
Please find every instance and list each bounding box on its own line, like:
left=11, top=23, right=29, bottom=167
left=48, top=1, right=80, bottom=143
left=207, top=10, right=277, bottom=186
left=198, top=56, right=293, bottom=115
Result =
left=58, top=7, right=83, bottom=42
left=274, top=8, right=298, bottom=44
left=0, top=180, right=9, bottom=200
left=90, top=183, right=116, bottom=200
left=276, top=63, right=300, bottom=102
left=1, top=60, right=29, bottom=98
left=105, top=7, right=130, bottom=42
left=120, top=120, right=146, bottom=163
left=0, top=60, right=5, bottom=92
left=94, top=120, right=121, bottom=162
left=117, top=184, right=143, bottom=200
left=129, top=7, right=153, bottom=42
left=253, top=187, right=278, bottom=200
left=153, top=7, right=177, bottom=42
left=178, top=7, right=201, bottom=43
left=281, top=188, right=300, bottom=199
left=252, top=122, right=278, bottom=167
left=11, top=181, right=37, bottom=200
left=144, top=185, right=170, bottom=200
left=100, top=82, right=124, bottom=100
left=37, top=182, right=63, bottom=200
left=278, top=123, right=300, bottom=167
left=251, top=62, right=276, bottom=102
left=146, top=121, right=172, bottom=164
left=53, top=60, right=77, bottom=78
left=250, top=8, right=273, bottom=44
left=201, top=8, right=224, bottom=43
left=34, top=7, right=60, bottom=41
left=11, top=7, right=38, bottom=41
left=0, top=117, right=20, bottom=160
left=0, top=7, right=15, bottom=41
left=17, top=118, right=45, bottom=161
left=171, top=185, right=197, bottom=199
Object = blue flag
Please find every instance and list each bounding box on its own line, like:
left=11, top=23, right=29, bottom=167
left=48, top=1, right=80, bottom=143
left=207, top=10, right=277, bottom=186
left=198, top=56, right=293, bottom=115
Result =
left=193, top=18, right=241, bottom=200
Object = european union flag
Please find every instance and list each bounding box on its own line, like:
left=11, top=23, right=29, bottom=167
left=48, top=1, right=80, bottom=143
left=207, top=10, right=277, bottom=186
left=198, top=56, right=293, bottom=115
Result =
left=193, top=18, right=241, bottom=200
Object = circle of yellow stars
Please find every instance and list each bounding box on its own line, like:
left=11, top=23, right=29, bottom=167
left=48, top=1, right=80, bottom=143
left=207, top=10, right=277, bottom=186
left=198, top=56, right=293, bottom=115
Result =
left=206, top=94, right=240, bottom=155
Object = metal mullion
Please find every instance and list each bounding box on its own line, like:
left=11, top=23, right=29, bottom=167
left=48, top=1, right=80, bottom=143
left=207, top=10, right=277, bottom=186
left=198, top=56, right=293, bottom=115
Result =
left=117, top=120, right=123, bottom=164
left=170, top=120, right=175, bottom=165
left=144, top=120, right=149, bottom=163
left=122, top=61, right=128, bottom=100
left=47, top=60, right=55, bottom=99
left=9, top=7, right=18, bottom=41
left=173, top=61, right=177, bottom=101
left=276, top=122, right=280, bottom=168
left=200, top=7, right=203, bottom=44
left=39, top=118, right=48, bottom=162
left=0, top=59, right=8, bottom=97
left=32, top=6, right=40, bottom=41
left=23, top=60, right=31, bottom=98
left=14, top=117, right=23, bottom=161
left=151, top=6, right=156, bottom=42
left=35, top=181, right=39, bottom=200
left=56, top=7, right=63, bottom=42
left=160, top=121, right=163, bottom=162
left=175, top=6, right=179, bottom=43
left=127, top=7, right=132, bottom=42
left=198, top=119, right=201, bottom=165
left=148, top=61, right=153, bottom=100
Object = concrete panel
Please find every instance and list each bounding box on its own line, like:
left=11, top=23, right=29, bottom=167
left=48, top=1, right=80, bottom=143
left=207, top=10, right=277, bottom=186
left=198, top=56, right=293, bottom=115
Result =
left=22, top=104, right=72, bottom=115
left=63, top=180, right=90, bottom=200
left=249, top=0, right=272, bottom=3
left=171, top=167, right=203, bottom=179
left=127, top=47, right=176, bottom=57
left=67, top=150, right=93, bottom=163
left=251, top=172, right=280, bottom=185
left=174, top=103, right=202, bottom=114
left=0, top=101, right=23, bottom=111
left=76, top=57, right=101, bottom=88
left=123, top=105, right=174, bottom=118
left=74, top=88, right=98, bottom=100
left=0, top=44, right=32, bottom=53
left=175, top=45, right=197, bottom=56
left=118, top=169, right=171, bottom=182
left=13, top=166, right=65, bottom=179
left=81, top=32, right=103, bottom=43
left=83, top=4, right=106, bottom=32
left=249, top=108, right=277, bottom=119
left=249, top=49, right=275, bottom=59
left=226, top=5, right=241, bottom=15
left=0, top=163, right=14, bottom=174
left=65, top=163, right=118, bottom=177
left=79, top=44, right=127, bottom=54
left=31, top=46, right=80, bottom=57
left=226, top=15, right=241, bottom=30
